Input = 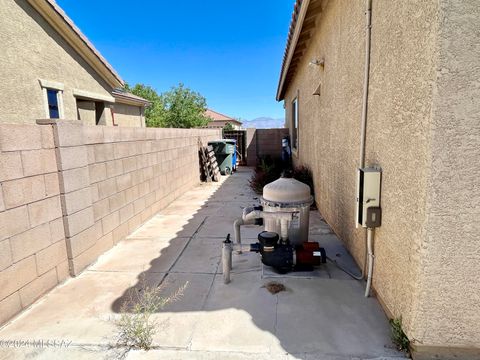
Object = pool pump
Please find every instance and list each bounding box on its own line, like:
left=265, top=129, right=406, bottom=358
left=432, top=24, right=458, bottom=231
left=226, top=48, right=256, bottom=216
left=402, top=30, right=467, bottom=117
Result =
left=223, top=174, right=327, bottom=284
left=250, top=231, right=326, bottom=273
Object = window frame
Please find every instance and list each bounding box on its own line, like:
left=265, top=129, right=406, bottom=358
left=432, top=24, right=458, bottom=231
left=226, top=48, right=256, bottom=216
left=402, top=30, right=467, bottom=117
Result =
left=39, top=79, right=64, bottom=119
left=291, top=95, right=299, bottom=154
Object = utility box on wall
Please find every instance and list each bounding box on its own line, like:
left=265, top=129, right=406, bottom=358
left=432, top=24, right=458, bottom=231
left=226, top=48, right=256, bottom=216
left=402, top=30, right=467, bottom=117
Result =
left=356, top=168, right=382, bottom=228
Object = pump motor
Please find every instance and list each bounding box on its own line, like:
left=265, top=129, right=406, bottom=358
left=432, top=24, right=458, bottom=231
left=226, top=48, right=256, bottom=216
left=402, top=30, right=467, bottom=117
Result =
left=250, top=231, right=326, bottom=273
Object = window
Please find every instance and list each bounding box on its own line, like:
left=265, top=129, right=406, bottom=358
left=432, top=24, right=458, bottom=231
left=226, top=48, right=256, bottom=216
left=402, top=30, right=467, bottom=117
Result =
left=292, top=97, right=298, bottom=151
left=47, top=89, right=60, bottom=118
left=39, top=79, right=64, bottom=119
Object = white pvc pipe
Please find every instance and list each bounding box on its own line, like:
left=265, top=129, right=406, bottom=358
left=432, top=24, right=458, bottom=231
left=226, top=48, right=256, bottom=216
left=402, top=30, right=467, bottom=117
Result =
left=222, top=241, right=233, bottom=284
left=233, top=218, right=245, bottom=252
left=364, top=228, right=374, bottom=297
left=280, top=218, right=289, bottom=242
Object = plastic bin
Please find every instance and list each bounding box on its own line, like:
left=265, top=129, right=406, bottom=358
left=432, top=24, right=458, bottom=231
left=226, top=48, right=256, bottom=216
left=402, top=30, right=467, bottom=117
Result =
left=208, top=140, right=235, bottom=175
left=225, top=139, right=237, bottom=172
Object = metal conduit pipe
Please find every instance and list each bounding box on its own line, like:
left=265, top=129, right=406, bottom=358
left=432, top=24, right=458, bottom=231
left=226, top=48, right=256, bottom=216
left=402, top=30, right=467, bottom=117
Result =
left=359, top=0, right=375, bottom=298
left=365, top=228, right=374, bottom=297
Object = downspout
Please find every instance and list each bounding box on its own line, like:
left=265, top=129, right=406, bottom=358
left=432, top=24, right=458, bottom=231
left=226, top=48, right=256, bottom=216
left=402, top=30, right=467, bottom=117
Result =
left=359, top=0, right=375, bottom=297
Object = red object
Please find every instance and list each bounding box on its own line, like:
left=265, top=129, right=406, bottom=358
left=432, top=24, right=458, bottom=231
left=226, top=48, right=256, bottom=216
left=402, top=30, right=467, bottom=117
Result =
left=296, top=242, right=322, bottom=266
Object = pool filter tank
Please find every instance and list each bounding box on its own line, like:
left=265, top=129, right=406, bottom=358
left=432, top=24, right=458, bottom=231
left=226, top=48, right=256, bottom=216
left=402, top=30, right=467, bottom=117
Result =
left=224, top=174, right=326, bottom=283
left=261, top=176, right=312, bottom=245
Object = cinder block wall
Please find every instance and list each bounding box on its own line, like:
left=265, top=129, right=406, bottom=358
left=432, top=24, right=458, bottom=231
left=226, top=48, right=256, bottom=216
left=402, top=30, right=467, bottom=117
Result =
left=0, top=121, right=221, bottom=325
left=62, top=124, right=220, bottom=275
left=0, top=124, right=69, bottom=325
left=245, top=128, right=289, bottom=166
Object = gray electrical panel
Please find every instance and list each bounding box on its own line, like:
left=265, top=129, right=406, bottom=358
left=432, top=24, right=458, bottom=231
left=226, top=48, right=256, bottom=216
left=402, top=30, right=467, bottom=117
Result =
left=356, top=168, right=381, bottom=228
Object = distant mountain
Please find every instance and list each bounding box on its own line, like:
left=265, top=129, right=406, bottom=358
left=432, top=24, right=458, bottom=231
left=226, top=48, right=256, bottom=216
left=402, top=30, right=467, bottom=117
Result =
left=242, top=117, right=285, bottom=129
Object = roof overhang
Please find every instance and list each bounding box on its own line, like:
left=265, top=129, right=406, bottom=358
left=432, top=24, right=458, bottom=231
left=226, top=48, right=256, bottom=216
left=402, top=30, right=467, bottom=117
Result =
left=112, top=90, right=151, bottom=107
left=276, top=0, right=323, bottom=101
left=27, top=0, right=124, bottom=89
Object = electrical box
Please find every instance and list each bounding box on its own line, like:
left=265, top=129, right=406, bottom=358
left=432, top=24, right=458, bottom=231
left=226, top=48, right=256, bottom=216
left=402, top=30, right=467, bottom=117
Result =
left=356, top=168, right=381, bottom=228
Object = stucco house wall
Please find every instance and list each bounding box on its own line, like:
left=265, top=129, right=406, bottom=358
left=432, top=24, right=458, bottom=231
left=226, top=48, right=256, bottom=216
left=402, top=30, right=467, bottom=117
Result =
left=0, top=0, right=115, bottom=124
left=113, top=102, right=146, bottom=128
left=281, top=0, right=480, bottom=356
left=411, top=0, right=480, bottom=353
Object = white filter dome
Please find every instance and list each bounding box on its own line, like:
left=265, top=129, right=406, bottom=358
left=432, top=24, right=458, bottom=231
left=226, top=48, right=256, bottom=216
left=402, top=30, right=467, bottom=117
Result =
left=262, top=177, right=312, bottom=204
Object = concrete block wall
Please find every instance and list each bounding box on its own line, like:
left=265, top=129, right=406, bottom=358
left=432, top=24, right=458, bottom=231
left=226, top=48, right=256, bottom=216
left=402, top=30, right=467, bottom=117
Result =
left=245, top=128, right=289, bottom=166
left=0, top=124, right=69, bottom=325
left=67, top=124, right=220, bottom=275
left=0, top=121, right=221, bottom=325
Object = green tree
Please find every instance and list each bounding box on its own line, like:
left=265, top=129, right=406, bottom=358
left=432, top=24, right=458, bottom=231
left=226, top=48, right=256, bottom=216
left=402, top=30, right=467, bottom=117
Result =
left=125, top=83, right=209, bottom=128
left=159, top=83, right=209, bottom=128
left=124, top=83, right=165, bottom=128
left=223, top=122, right=234, bottom=131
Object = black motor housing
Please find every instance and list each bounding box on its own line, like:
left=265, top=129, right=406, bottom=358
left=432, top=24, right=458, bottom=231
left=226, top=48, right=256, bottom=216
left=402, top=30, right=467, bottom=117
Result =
left=250, top=231, right=326, bottom=273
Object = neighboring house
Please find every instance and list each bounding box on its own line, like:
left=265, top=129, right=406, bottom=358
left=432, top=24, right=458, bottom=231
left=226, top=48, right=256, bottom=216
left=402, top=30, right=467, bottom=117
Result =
left=0, top=0, right=148, bottom=126
left=277, top=0, right=479, bottom=359
left=205, top=109, right=242, bottom=129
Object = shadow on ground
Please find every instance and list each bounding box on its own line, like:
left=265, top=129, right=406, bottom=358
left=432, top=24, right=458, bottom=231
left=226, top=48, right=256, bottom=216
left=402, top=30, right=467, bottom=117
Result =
left=0, top=168, right=404, bottom=360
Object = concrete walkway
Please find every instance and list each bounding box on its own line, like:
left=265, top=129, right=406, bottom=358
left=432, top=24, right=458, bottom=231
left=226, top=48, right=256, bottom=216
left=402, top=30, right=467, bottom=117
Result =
left=0, top=168, right=405, bottom=360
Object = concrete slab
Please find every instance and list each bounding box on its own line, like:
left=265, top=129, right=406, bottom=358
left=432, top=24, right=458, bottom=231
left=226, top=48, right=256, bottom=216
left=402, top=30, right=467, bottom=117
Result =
left=190, top=273, right=278, bottom=354
left=0, top=346, right=119, bottom=360
left=0, top=167, right=404, bottom=360
left=156, top=272, right=214, bottom=312
left=274, top=278, right=400, bottom=358
left=171, top=240, right=221, bottom=274
left=197, top=216, right=261, bottom=239
left=0, top=271, right=137, bottom=345
left=126, top=349, right=295, bottom=360
left=129, top=213, right=206, bottom=239
left=91, top=237, right=190, bottom=273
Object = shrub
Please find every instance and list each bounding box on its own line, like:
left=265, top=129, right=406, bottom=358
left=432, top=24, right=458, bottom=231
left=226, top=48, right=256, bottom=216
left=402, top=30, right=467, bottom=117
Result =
left=115, top=280, right=188, bottom=351
left=249, top=156, right=283, bottom=194
left=292, top=165, right=314, bottom=196
left=249, top=159, right=315, bottom=203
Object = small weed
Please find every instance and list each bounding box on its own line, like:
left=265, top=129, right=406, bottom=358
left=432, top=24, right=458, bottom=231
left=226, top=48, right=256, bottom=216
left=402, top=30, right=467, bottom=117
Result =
left=114, top=280, right=188, bottom=351
left=390, top=317, right=410, bottom=353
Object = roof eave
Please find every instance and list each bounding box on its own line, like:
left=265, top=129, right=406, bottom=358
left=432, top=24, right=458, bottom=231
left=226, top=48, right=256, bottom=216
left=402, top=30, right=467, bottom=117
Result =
left=112, top=93, right=151, bottom=107
left=276, top=0, right=311, bottom=101
left=28, top=0, right=124, bottom=89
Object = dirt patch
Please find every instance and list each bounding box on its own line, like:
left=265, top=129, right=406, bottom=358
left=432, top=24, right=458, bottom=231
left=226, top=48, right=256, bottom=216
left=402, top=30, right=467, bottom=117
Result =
left=263, top=281, right=286, bottom=294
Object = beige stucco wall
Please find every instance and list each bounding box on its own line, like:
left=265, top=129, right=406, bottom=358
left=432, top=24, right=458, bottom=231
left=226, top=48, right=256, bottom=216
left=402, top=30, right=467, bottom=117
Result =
left=283, top=0, right=480, bottom=354
left=0, top=0, right=113, bottom=124
left=411, top=0, right=480, bottom=351
left=77, top=100, right=96, bottom=126
left=113, top=103, right=145, bottom=127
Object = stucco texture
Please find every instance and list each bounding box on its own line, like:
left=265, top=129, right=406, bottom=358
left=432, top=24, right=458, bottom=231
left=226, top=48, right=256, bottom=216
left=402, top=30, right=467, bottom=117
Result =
left=113, top=103, right=146, bottom=127
left=283, top=0, right=480, bottom=353
left=411, top=0, right=480, bottom=349
left=0, top=0, right=113, bottom=123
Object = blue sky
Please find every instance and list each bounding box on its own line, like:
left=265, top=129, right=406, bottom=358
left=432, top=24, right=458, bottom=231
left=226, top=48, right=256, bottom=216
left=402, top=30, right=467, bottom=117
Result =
left=56, top=0, right=293, bottom=121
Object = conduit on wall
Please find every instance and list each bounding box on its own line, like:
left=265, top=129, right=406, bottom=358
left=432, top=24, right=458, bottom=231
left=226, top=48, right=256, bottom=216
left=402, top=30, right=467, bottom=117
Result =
left=358, top=0, right=375, bottom=298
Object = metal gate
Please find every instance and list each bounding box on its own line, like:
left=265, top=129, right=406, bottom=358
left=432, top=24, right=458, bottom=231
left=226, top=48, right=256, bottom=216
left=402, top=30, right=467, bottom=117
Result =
left=223, top=130, right=246, bottom=165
